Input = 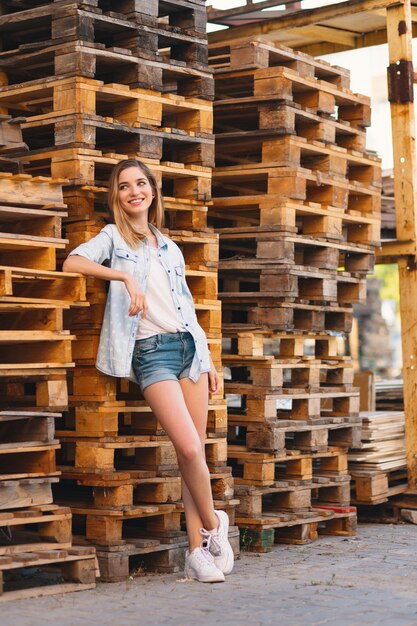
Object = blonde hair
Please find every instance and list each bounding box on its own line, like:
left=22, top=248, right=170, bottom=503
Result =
left=108, top=159, right=164, bottom=249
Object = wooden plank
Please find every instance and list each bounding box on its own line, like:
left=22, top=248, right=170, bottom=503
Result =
left=386, top=1, right=417, bottom=488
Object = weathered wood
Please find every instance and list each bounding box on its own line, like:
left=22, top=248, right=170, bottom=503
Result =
left=386, top=2, right=417, bottom=488
left=0, top=547, right=96, bottom=601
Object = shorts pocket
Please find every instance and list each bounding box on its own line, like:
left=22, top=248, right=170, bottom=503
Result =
left=135, top=336, right=159, bottom=355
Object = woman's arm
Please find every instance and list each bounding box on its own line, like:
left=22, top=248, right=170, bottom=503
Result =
left=63, top=254, right=126, bottom=281
left=63, top=255, right=147, bottom=318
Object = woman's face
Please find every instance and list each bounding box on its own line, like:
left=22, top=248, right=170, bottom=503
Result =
left=117, top=166, right=154, bottom=219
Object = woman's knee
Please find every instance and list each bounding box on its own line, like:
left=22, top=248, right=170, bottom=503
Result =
left=176, top=440, right=204, bottom=464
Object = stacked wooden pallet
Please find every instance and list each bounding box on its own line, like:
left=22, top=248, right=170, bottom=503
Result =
left=0, top=0, right=237, bottom=581
left=0, top=133, right=96, bottom=599
left=209, top=38, right=381, bottom=552
left=349, top=411, right=407, bottom=506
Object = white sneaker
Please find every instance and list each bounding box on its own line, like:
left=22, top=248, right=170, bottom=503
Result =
left=184, top=540, right=225, bottom=583
left=202, top=510, right=234, bottom=575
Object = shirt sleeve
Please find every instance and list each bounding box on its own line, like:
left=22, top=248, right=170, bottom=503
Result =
left=68, top=225, right=114, bottom=265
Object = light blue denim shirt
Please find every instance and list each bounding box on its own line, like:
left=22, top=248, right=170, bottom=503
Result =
left=69, top=223, right=211, bottom=383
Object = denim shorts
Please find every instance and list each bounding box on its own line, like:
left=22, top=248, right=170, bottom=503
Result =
left=132, top=331, right=198, bottom=393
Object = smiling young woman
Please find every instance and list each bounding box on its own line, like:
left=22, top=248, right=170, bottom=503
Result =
left=63, top=158, right=234, bottom=583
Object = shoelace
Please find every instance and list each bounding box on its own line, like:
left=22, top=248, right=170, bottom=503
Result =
left=192, top=536, right=216, bottom=567
left=200, top=528, right=221, bottom=557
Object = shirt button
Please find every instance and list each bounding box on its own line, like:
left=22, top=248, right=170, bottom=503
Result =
left=177, top=307, right=181, bottom=310
left=171, top=289, right=174, bottom=292
left=185, top=324, right=189, bottom=327
left=168, top=270, right=170, bottom=273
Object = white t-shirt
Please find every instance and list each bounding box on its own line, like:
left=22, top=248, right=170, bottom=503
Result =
left=136, top=245, right=186, bottom=339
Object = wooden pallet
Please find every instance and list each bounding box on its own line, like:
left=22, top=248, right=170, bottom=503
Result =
left=0, top=441, right=59, bottom=477
left=96, top=537, right=189, bottom=581
left=229, top=418, right=362, bottom=454
left=0, top=171, right=67, bottom=207
left=229, top=388, right=359, bottom=423
left=59, top=395, right=228, bottom=438
left=0, top=545, right=96, bottom=601
left=210, top=197, right=380, bottom=246
left=0, top=411, right=62, bottom=482
left=0, top=409, right=58, bottom=444
left=0, top=330, right=74, bottom=372
left=238, top=506, right=357, bottom=551
left=214, top=65, right=370, bottom=126
left=0, top=77, right=213, bottom=133
left=57, top=435, right=228, bottom=474
left=214, top=101, right=367, bottom=152
left=219, top=264, right=366, bottom=306
left=222, top=329, right=348, bottom=359
left=0, top=475, right=60, bottom=510
left=235, top=475, right=351, bottom=516
left=70, top=501, right=182, bottom=546
left=0, top=205, right=67, bottom=272
left=0, top=0, right=208, bottom=32
left=0, top=504, right=72, bottom=555
left=0, top=41, right=214, bottom=99
left=222, top=301, right=354, bottom=334
left=210, top=39, right=350, bottom=89
left=223, top=354, right=354, bottom=392
left=0, top=264, right=86, bottom=306
left=214, top=165, right=380, bottom=214
left=350, top=467, right=408, bottom=505
left=0, top=4, right=209, bottom=65
left=228, top=445, right=349, bottom=487
left=55, top=474, right=182, bottom=507
left=55, top=467, right=234, bottom=505
left=216, top=134, right=381, bottom=189
left=14, top=115, right=214, bottom=167
left=218, top=230, right=375, bottom=275
left=0, top=373, right=70, bottom=410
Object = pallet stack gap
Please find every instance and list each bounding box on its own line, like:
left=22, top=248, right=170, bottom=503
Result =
left=209, top=37, right=381, bottom=552
left=0, top=0, right=238, bottom=582
left=0, top=124, right=96, bottom=600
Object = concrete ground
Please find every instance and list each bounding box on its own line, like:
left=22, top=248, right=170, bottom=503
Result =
left=3, top=523, right=417, bottom=626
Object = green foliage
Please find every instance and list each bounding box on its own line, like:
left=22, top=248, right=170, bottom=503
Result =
left=373, top=264, right=400, bottom=305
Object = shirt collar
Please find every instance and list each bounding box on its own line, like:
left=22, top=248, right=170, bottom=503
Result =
left=149, top=223, right=169, bottom=249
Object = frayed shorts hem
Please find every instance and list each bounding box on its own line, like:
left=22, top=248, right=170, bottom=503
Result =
left=139, top=369, right=194, bottom=393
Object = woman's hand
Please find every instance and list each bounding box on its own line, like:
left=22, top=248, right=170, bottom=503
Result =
left=124, top=274, right=148, bottom=317
left=208, top=358, right=221, bottom=395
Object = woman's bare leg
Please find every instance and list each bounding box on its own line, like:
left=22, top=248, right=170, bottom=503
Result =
left=143, top=378, right=217, bottom=545
left=179, top=373, right=215, bottom=550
